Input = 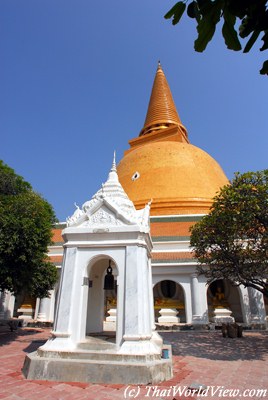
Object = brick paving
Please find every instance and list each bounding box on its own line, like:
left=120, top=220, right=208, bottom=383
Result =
left=0, top=327, right=267, bottom=399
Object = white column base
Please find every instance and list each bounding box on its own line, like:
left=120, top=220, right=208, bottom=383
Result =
left=192, top=315, right=206, bottom=324
left=36, top=313, right=47, bottom=322
left=250, top=315, right=263, bottom=324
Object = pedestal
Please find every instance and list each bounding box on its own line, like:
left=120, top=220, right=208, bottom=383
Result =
left=212, top=307, right=234, bottom=324
left=158, top=308, right=180, bottom=323
left=17, top=308, right=34, bottom=321
left=106, top=308, right=116, bottom=322
left=103, top=308, right=117, bottom=331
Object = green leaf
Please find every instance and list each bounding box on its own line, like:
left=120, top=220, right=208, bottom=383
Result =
left=222, top=10, right=242, bottom=51
left=243, top=30, right=260, bottom=53
left=260, top=60, right=268, bottom=75
left=194, top=20, right=215, bottom=51
left=227, top=0, right=248, bottom=19
left=190, top=168, right=268, bottom=296
left=239, top=16, right=255, bottom=39
left=0, top=161, right=57, bottom=296
left=164, top=2, right=180, bottom=19
left=194, top=0, right=223, bottom=52
left=197, top=0, right=213, bottom=14
left=164, top=2, right=186, bottom=25
left=187, top=1, right=200, bottom=21
left=260, top=31, right=268, bottom=51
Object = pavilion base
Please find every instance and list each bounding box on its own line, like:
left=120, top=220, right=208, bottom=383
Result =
left=22, top=345, right=173, bottom=384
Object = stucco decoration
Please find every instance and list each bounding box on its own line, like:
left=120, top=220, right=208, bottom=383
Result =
left=66, top=153, right=151, bottom=231
left=66, top=203, right=87, bottom=226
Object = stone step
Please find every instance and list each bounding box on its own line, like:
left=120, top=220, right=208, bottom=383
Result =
left=37, top=348, right=162, bottom=362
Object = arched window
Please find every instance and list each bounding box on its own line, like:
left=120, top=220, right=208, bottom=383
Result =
left=160, top=280, right=176, bottom=299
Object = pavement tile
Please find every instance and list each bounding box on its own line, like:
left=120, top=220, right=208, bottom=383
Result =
left=65, top=382, right=89, bottom=389
left=0, top=328, right=267, bottom=399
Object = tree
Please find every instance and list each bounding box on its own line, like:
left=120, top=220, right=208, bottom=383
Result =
left=190, top=170, right=268, bottom=297
left=0, top=160, right=58, bottom=298
left=164, top=0, right=268, bottom=75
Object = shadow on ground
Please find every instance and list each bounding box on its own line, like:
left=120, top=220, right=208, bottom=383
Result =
left=160, top=331, right=268, bottom=361
left=0, top=329, right=18, bottom=347
left=0, top=328, right=48, bottom=348
left=23, top=339, right=48, bottom=353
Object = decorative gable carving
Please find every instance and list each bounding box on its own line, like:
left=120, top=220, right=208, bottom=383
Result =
left=81, top=205, right=123, bottom=228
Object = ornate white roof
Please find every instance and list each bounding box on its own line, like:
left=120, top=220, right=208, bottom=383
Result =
left=66, top=153, right=151, bottom=231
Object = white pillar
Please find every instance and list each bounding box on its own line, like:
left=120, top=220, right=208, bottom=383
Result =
left=119, top=245, right=160, bottom=355
left=239, top=286, right=250, bottom=324
left=6, top=292, right=15, bottom=318
left=0, top=292, right=6, bottom=319
left=183, top=281, right=192, bottom=324
left=40, top=247, right=77, bottom=351
left=0, top=291, right=15, bottom=319
left=190, top=274, right=208, bottom=324
left=34, top=298, right=40, bottom=320
left=191, top=274, right=201, bottom=316
left=37, top=292, right=54, bottom=322
left=123, top=245, right=151, bottom=338
left=248, top=287, right=266, bottom=324
left=147, top=259, right=156, bottom=331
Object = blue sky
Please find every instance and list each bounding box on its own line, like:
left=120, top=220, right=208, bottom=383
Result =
left=1, top=1, right=267, bottom=221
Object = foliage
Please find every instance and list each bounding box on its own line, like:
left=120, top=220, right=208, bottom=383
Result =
left=0, top=160, right=58, bottom=298
left=190, top=170, right=268, bottom=297
left=165, top=0, right=268, bottom=75
left=0, top=161, right=32, bottom=195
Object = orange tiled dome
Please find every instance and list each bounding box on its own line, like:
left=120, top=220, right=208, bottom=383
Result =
left=117, top=141, right=228, bottom=215
left=117, top=63, right=229, bottom=215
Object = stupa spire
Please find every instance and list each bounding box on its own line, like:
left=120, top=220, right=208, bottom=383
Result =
left=140, top=62, right=186, bottom=137
left=107, top=150, right=118, bottom=183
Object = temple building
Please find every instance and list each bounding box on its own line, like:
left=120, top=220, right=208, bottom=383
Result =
left=1, top=63, right=267, bottom=327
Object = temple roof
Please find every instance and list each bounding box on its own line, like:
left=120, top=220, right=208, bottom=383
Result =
left=66, top=154, right=151, bottom=230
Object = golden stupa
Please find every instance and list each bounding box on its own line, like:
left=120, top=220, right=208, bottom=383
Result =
left=117, top=63, right=228, bottom=215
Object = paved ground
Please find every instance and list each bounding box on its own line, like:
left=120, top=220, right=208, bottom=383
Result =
left=0, top=327, right=267, bottom=400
